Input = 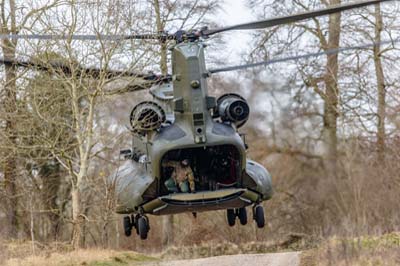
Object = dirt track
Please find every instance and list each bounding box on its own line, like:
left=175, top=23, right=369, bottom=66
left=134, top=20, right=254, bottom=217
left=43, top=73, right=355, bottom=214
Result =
left=143, top=252, right=301, bottom=266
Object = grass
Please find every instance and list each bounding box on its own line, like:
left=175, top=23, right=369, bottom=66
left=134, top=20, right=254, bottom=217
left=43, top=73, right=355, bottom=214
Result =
left=299, top=232, right=400, bottom=266
left=161, top=233, right=316, bottom=260
left=87, top=252, right=156, bottom=266
left=0, top=239, right=158, bottom=266
left=3, top=248, right=157, bottom=266
left=3, top=232, right=400, bottom=265
left=1, top=234, right=313, bottom=265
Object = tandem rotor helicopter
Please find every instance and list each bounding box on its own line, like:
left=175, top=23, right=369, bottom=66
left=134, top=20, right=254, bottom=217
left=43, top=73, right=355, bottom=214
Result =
left=0, top=0, right=395, bottom=240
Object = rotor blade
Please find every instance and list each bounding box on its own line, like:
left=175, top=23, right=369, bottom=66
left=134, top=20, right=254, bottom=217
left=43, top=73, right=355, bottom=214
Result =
left=203, top=0, right=394, bottom=36
left=104, top=78, right=160, bottom=95
left=0, top=57, right=170, bottom=81
left=0, top=33, right=170, bottom=41
left=0, top=57, right=54, bottom=72
left=208, top=39, right=400, bottom=74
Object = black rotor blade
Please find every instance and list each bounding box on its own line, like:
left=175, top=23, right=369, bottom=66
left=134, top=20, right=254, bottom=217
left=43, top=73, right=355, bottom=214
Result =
left=208, top=39, right=400, bottom=74
left=0, top=57, right=170, bottom=81
left=0, top=33, right=171, bottom=41
left=203, top=0, right=394, bottom=36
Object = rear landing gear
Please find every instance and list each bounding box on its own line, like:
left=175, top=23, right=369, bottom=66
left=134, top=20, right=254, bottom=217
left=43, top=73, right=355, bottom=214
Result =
left=226, top=207, right=247, bottom=226
left=123, top=214, right=150, bottom=240
left=226, top=205, right=265, bottom=228
left=253, top=205, right=265, bottom=228
left=238, top=207, right=247, bottom=225
left=227, top=209, right=236, bottom=226
left=123, top=216, right=132, bottom=236
left=137, top=216, right=149, bottom=240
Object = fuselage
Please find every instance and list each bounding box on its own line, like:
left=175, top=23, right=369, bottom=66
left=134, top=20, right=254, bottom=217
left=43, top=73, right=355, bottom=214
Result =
left=109, top=41, right=273, bottom=215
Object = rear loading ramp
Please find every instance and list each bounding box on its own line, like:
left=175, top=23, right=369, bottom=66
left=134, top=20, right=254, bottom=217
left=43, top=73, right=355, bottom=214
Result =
left=141, top=188, right=260, bottom=215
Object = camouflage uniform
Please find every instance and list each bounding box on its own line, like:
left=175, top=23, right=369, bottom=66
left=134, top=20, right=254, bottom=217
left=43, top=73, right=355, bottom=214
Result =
left=163, top=161, right=195, bottom=193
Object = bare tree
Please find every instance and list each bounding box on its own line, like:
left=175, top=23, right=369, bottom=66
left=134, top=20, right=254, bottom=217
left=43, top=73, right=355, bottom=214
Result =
left=0, top=0, right=61, bottom=239
left=374, top=3, right=386, bottom=162
left=246, top=0, right=399, bottom=175
left=246, top=0, right=400, bottom=235
left=340, top=2, right=399, bottom=162
left=10, top=0, right=154, bottom=248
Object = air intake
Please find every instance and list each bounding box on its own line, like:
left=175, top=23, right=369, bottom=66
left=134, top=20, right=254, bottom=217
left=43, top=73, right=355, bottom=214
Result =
left=217, top=93, right=250, bottom=128
left=130, top=101, right=166, bottom=132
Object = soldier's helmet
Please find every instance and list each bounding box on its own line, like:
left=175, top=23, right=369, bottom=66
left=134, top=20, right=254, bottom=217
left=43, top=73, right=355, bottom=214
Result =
left=181, top=159, right=190, bottom=167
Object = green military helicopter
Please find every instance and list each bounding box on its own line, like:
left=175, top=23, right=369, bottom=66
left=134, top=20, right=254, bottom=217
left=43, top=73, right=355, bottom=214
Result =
left=0, top=0, right=394, bottom=240
left=108, top=0, right=394, bottom=240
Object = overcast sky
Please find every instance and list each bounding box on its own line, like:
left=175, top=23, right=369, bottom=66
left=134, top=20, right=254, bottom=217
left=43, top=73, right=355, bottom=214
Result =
left=215, top=0, right=255, bottom=65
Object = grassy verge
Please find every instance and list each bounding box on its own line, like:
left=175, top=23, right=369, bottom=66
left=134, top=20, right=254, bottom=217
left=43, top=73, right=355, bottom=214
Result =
left=4, top=232, right=400, bottom=265
left=86, top=252, right=157, bottom=266
left=161, top=233, right=318, bottom=259
left=300, top=232, right=400, bottom=266
left=1, top=234, right=313, bottom=265
left=3, top=248, right=157, bottom=266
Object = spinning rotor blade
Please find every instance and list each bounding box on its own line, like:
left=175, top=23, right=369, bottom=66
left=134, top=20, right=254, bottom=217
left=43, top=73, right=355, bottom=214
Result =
left=208, top=39, right=400, bottom=74
left=203, top=0, right=393, bottom=36
left=0, top=1, right=394, bottom=42
left=0, top=57, right=170, bottom=81
left=0, top=33, right=171, bottom=41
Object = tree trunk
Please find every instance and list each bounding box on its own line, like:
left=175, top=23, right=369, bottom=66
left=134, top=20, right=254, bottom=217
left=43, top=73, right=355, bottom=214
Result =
left=323, top=0, right=341, bottom=177
left=71, top=185, right=82, bottom=249
left=373, top=3, right=386, bottom=163
left=40, top=162, right=62, bottom=241
left=2, top=40, right=19, bottom=239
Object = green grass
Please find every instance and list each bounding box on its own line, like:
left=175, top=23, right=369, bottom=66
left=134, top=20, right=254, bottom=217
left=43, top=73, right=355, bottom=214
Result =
left=346, top=232, right=400, bottom=250
left=299, top=232, right=400, bottom=266
left=89, top=252, right=158, bottom=266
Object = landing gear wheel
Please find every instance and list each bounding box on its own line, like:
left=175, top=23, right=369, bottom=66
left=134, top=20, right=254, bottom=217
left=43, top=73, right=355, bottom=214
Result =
left=227, top=209, right=236, bottom=226
left=238, top=207, right=247, bottom=225
left=138, top=216, right=149, bottom=240
left=144, top=215, right=150, bottom=231
left=254, top=205, right=265, bottom=228
left=134, top=214, right=140, bottom=235
left=123, top=216, right=132, bottom=237
left=130, top=214, right=136, bottom=229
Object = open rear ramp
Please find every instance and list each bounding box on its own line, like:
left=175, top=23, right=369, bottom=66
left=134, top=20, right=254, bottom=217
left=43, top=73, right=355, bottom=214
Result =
left=142, top=188, right=260, bottom=215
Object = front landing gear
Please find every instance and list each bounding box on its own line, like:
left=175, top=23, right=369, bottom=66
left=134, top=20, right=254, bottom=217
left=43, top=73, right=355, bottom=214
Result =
left=123, top=214, right=150, bottom=240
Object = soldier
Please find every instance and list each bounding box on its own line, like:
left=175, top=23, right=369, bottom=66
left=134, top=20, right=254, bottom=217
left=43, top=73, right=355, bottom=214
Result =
left=162, top=159, right=195, bottom=193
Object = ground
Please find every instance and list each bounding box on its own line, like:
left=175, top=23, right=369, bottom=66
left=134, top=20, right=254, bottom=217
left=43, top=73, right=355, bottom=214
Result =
left=144, top=252, right=301, bottom=266
left=2, top=249, right=300, bottom=266
left=2, top=233, right=400, bottom=266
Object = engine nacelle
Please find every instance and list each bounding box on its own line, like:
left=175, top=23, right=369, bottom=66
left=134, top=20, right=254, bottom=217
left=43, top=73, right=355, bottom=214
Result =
left=130, top=101, right=166, bottom=132
left=217, top=93, right=250, bottom=128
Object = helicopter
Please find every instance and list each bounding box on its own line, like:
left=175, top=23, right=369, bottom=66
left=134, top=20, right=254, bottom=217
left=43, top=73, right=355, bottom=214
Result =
left=0, top=0, right=395, bottom=240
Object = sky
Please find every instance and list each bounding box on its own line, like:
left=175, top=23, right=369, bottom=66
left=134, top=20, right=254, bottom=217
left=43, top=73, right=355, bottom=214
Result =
left=215, top=0, right=255, bottom=65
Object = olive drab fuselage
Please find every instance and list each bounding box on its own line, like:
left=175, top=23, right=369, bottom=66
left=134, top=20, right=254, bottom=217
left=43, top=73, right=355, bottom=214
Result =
left=110, top=41, right=273, bottom=216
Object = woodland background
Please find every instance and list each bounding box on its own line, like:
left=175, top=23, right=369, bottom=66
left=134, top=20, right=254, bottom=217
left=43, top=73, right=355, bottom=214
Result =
left=0, top=0, right=400, bottom=257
